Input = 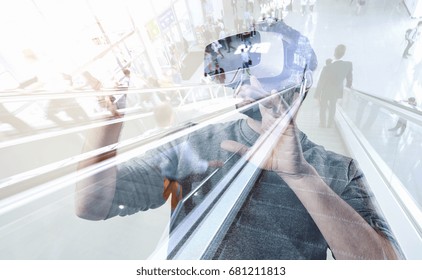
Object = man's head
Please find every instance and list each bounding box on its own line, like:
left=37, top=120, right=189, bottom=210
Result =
left=204, top=18, right=317, bottom=120
left=408, top=97, right=417, bottom=106
left=334, top=44, right=347, bottom=60
left=237, top=18, right=317, bottom=120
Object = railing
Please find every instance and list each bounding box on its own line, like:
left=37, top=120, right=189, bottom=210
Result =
left=165, top=85, right=305, bottom=260
left=0, top=79, right=300, bottom=259
left=336, top=87, right=422, bottom=259
left=2, top=82, right=421, bottom=259
left=0, top=83, right=234, bottom=198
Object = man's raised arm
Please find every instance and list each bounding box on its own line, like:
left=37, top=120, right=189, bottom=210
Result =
left=75, top=98, right=122, bottom=220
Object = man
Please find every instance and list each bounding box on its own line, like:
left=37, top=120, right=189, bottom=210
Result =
left=403, top=21, right=422, bottom=58
left=218, top=28, right=228, bottom=51
left=315, top=44, right=353, bottom=128
left=300, top=0, right=317, bottom=15
left=240, top=48, right=251, bottom=75
left=211, top=40, right=224, bottom=59
left=214, top=64, right=226, bottom=84
left=225, top=35, right=236, bottom=53
left=115, top=69, right=131, bottom=89
left=75, top=20, right=399, bottom=260
left=114, top=69, right=131, bottom=109
left=388, top=97, right=417, bottom=136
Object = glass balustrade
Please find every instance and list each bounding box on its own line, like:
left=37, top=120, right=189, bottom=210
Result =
left=339, top=88, right=422, bottom=228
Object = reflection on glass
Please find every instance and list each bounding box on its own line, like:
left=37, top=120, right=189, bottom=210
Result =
left=340, top=89, right=422, bottom=213
left=204, top=32, right=262, bottom=84
left=74, top=78, right=400, bottom=260
left=0, top=0, right=413, bottom=261
left=67, top=17, right=402, bottom=260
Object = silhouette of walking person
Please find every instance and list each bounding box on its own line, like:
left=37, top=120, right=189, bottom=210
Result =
left=240, top=48, right=251, bottom=75
left=315, top=44, right=353, bottom=128
left=388, top=97, right=417, bottom=136
left=403, top=21, right=422, bottom=59
left=225, top=35, right=236, bottom=53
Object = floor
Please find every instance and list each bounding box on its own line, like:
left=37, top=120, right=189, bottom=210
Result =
left=290, top=0, right=421, bottom=102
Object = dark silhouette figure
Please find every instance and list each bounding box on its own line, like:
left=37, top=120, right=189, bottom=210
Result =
left=388, top=97, right=417, bottom=137
left=315, top=44, right=353, bottom=128
left=214, top=64, right=226, bottom=84
left=225, top=35, right=236, bottom=53
left=240, top=48, right=251, bottom=75
left=403, top=21, right=422, bottom=58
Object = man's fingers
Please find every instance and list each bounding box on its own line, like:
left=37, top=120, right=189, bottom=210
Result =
left=220, top=140, right=250, bottom=156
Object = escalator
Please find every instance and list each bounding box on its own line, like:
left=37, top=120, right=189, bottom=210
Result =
left=1, top=80, right=422, bottom=259
left=336, top=88, right=422, bottom=259
left=163, top=87, right=422, bottom=260
left=0, top=82, right=236, bottom=197
left=1, top=20, right=422, bottom=258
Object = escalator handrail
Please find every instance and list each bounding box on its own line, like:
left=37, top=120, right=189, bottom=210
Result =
left=0, top=82, right=296, bottom=200
left=346, top=88, right=422, bottom=126
left=0, top=98, right=238, bottom=197
left=0, top=83, right=227, bottom=102
left=0, top=81, right=233, bottom=150
left=167, top=84, right=306, bottom=259
left=223, top=67, right=243, bottom=86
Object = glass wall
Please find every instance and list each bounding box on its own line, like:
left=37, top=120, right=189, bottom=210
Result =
left=340, top=89, right=422, bottom=214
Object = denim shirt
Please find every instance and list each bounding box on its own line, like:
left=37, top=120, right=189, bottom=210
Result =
left=107, top=119, right=397, bottom=259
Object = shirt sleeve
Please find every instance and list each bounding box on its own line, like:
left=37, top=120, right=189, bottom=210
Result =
left=105, top=139, right=210, bottom=219
left=340, top=160, right=400, bottom=251
left=105, top=152, right=167, bottom=219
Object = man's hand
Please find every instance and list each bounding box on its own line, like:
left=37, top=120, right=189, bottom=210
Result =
left=221, top=76, right=309, bottom=177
